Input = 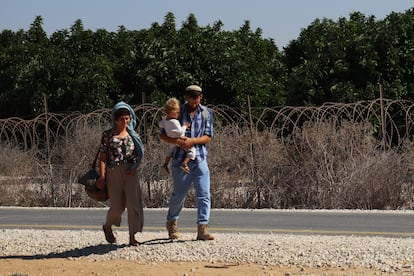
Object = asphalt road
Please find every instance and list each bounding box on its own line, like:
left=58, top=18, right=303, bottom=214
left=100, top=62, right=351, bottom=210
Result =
left=0, top=207, right=413, bottom=237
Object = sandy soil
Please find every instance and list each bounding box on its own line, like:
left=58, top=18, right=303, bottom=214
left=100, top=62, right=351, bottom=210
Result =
left=0, top=259, right=399, bottom=276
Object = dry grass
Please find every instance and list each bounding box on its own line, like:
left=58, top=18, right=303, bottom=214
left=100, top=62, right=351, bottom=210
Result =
left=0, top=101, right=413, bottom=209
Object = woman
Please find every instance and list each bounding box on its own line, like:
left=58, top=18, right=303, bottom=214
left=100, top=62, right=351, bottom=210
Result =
left=96, top=101, right=144, bottom=246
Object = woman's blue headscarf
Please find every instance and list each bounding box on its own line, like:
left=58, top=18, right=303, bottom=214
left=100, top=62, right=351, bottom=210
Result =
left=111, top=101, right=144, bottom=168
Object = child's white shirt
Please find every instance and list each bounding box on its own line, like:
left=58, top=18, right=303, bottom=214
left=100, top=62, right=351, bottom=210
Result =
left=159, top=118, right=186, bottom=138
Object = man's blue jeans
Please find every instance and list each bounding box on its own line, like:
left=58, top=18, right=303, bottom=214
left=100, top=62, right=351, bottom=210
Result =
left=167, top=159, right=211, bottom=224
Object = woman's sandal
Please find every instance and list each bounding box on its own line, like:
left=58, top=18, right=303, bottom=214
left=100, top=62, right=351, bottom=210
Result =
left=129, top=237, right=139, bottom=246
left=103, top=225, right=116, bottom=244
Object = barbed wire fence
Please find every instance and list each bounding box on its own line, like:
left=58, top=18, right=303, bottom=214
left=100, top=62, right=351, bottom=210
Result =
left=1, top=99, right=414, bottom=209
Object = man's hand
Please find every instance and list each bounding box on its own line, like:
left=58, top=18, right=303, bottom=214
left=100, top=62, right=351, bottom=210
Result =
left=178, top=137, right=193, bottom=151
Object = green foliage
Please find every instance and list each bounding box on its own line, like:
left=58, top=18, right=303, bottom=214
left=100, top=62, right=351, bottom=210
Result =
left=1, top=9, right=414, bottom=118
left=284, top=8, right=414, bottom=106
left=0, top=13, right=286, bottom=117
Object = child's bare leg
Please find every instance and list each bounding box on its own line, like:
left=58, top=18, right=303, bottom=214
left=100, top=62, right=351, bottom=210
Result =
left=180, top=157, right=191, bottom=174
left=161, top=156, right=171, bottom=176
left=164, top=156, right=171, bottom=165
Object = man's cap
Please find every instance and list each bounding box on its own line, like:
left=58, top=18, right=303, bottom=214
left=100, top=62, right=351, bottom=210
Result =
left=185, top=85, right=203, bottom=96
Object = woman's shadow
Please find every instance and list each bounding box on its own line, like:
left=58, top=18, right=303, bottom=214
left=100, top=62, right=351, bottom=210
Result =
left=0, top=238, right=192, bottom=260
left=0, top=243, right=123, bottom=260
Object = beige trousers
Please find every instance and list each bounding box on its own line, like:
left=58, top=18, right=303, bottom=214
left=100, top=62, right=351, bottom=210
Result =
left=105, top=164, right=143, bottom=235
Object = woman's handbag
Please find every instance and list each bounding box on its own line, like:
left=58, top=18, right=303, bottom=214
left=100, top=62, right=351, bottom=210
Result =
left=78, top=145, right=109, bottom=202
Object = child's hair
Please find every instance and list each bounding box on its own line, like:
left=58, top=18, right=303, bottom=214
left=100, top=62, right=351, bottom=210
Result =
left=164, top=97, right=180, bottom=114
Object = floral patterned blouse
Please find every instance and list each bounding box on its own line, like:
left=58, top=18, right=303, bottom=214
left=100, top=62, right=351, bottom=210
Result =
left=100, top=130, right=137, bottom=166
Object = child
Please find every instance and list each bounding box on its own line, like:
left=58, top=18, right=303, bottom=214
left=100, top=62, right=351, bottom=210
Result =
left=159, top=97, right=195, bottom=175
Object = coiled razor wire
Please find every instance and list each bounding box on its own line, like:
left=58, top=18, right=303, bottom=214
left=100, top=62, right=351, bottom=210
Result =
left=1, top=99, right=414, bottom=151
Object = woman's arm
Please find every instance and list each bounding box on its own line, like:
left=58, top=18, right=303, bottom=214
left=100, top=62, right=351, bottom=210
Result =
left=96, top=152, right=107, bottom=190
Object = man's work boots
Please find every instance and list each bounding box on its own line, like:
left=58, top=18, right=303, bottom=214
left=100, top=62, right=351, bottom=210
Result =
left=166, top=220, right=180, bottom=239
left=197, top=224, right=215, bottom=241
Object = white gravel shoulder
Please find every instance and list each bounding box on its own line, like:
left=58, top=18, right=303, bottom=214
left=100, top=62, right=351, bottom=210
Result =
left=1, top=228, right=413, bottom=274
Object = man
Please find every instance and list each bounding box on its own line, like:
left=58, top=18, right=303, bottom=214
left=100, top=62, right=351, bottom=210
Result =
left=160, top=84, right=214, bottom=241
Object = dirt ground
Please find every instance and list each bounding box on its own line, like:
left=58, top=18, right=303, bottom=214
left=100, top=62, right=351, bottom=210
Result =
left=0, top=259, right=399, bottom=276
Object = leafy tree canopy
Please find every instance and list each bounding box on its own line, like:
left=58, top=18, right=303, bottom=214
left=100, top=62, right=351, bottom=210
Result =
left=1, top=8, right=414, bottom=118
